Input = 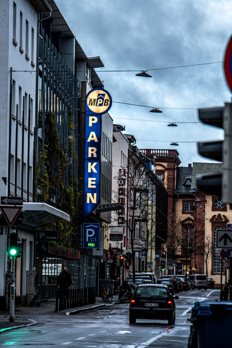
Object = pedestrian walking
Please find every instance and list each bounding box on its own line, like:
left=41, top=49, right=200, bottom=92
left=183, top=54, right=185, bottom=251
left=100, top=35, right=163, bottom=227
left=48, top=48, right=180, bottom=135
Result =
left=57, top=267, right=72, bottom=309
left=57, top=267, right=72, bottom=289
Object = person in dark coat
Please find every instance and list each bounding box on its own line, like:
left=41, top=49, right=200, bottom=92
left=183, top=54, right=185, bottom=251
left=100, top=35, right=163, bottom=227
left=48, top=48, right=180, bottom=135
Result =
left=57, top=267, right=72, bottom=289
left=57, top=267, right=72, bottom=309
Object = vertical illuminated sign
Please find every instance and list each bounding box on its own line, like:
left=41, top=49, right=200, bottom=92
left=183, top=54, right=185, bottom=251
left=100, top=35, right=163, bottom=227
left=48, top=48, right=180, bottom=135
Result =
left=84, top=88, right=112, bottom=217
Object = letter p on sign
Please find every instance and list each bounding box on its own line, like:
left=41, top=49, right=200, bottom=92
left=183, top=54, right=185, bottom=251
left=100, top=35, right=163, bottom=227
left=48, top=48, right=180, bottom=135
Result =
left=83, top=223, right=100, bottom=248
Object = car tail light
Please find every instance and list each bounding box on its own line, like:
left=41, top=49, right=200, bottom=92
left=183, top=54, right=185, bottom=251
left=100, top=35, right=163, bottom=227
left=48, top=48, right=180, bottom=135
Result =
left=130, top=299, right=136, bottom=307
left=167, top=301, right=173, bottom=308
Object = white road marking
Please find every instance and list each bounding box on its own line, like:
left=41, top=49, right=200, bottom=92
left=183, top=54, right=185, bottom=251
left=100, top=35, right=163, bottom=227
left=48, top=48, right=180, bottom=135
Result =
left=62, top=342, right=72, bottom=345
left=116, top=330, right=132, bottom=334
left=181, top=307, right=192, bottom=316
left=75, top=337, right=85, bottom=340
left=139, top=332, right=166, bottom=347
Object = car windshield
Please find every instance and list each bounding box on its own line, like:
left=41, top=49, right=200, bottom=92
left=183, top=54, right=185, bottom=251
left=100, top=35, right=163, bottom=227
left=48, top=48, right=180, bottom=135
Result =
left=135, top=287, right=168, bottom=298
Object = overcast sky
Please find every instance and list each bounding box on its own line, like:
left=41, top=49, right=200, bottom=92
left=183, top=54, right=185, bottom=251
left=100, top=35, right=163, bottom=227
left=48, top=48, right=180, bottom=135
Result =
left=56, top=0, right=232, bottom=166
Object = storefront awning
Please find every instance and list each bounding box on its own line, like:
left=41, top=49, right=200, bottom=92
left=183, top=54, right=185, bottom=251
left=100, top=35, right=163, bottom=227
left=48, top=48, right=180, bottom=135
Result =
left=21, top=202, right=70, bottom=229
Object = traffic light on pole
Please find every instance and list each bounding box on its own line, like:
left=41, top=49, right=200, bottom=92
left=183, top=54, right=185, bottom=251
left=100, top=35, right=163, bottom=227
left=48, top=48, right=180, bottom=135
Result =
left=9, top=232, right=21, bottom=258
left=161, top=261, right=165, bottom=272
left=197, top=103, right=232, bottom=203
left=9, top=232, right=18, bottom=257
left=120, top=255, right=124, bottom=267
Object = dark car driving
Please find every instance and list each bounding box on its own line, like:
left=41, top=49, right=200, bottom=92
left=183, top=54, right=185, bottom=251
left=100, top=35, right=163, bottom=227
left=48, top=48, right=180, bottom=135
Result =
left=129, top=284, right=179, bottom=325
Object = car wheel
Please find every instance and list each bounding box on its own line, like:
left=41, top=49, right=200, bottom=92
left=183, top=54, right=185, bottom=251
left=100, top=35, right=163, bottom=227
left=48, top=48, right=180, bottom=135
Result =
left=168, top=311, right=175, bottom=325
left=129, top=313, right=136, bottom=325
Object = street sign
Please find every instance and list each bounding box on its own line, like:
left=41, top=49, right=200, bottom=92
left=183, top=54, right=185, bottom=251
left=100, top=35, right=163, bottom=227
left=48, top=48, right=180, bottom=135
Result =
left=38, top=231, right=58, bottom=242
left=224, top=36, right=232, bottom=92
left=110, top=234, right=123, bottom=241
left=217, top=229, right=232, bottom=248
left=1, top=196, right=23, bottom=205
left=0, top=206, right=22, bottom=227
left=220, top=249, right=230, bottom=262
left=83, top=223, right=100, bottom=248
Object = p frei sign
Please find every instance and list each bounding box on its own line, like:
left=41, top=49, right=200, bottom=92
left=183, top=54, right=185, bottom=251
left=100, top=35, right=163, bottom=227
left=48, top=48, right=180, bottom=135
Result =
left=83, top=88, right=112, bottom=217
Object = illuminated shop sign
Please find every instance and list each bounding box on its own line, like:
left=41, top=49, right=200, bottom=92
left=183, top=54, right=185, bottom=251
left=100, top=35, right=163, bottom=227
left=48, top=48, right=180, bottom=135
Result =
left=84, top=88, right=112, bottom=217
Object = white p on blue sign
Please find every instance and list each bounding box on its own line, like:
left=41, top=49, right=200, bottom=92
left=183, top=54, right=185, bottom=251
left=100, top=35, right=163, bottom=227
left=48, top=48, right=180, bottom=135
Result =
left=83, top=223, right=100, bottom=248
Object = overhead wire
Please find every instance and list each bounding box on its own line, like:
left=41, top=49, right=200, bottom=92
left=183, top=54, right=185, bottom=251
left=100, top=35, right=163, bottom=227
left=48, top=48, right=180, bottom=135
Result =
left=97, top=61, right=222, bottom=73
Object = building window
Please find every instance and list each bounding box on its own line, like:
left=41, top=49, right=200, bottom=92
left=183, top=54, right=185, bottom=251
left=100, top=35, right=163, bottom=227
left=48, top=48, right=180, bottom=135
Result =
left=213, top=226, right=222, bottom=273
left=183, top=201, right=194, bottom=213
left=13, top=2, right=17, bottom=44
left=24, top=93, right=28, bottom=126
left=18, top=86, right=22, bottom=121
left=12, top=80, right=16, bottom=116
left=214, top=199, right=224, bottom=209
left=19, top=11, right=23, bottom=51
left=25, top=20, right=29, bottom=59
left=31, top=27, right=34, bottom=63
left=30, top=98, right=33, bottom=129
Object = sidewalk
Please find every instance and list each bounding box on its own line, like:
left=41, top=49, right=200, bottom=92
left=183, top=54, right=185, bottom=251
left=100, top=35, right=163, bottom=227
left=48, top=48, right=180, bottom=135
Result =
left=0, top=295, right=118, bottom=334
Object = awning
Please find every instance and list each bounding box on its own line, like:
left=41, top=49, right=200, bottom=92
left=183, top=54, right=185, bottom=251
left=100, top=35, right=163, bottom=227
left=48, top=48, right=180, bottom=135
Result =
left=21, top=202, right=70, bottom=229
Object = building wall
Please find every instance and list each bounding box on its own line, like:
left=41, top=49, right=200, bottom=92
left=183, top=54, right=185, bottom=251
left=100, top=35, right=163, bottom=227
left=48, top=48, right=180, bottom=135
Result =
left=0, top=0, right=38, bottom=304
left=111, top=129, right=129, bottom=251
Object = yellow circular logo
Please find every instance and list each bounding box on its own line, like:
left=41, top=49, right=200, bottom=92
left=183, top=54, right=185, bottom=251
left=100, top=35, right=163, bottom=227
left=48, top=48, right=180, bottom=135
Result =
left=86, top=89, right=112, bottom=114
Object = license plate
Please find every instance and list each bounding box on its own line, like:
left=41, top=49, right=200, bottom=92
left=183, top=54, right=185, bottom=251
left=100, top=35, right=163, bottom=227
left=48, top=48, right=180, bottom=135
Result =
left=145, top=303, right=159, bottom=307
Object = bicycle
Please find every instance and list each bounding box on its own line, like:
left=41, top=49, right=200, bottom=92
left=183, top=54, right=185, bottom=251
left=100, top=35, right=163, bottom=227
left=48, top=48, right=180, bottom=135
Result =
left=101, top=286, right=113, bottom=302
left=30, top=282, right=42, bottom=307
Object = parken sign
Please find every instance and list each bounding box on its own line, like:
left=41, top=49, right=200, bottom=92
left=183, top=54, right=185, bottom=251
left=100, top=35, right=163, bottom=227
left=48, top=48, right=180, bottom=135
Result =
left=84, top=88, right=112, bottom=217
left=83, top=223, right=100, bottom=248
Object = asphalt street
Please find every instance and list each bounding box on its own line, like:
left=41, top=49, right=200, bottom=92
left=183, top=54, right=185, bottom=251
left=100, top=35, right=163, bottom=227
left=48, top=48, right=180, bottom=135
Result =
left=0, top=289, right=220, bottom=347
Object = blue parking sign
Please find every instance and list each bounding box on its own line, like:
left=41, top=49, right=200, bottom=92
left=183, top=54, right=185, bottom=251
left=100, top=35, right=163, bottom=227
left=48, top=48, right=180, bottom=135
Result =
left=83, top=223, right=100, bottom=248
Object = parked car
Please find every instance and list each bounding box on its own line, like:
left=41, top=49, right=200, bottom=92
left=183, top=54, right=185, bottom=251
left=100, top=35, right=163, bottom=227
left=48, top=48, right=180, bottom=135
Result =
left=207, top=277, right=215, bottom=289
left=130, top=272, right=157, bottom=284
left=176, top=276, right=189, bottom=291
left=190, top=274, right=208, bottom=290
left=157, top=278, right=175, bottom=294
left=118, top=279, right=133, bottom=299
left=129, top=284, right=179, bottom=325
left=160, top=275, right=179, bottom=293
left=176, top=277, right=183, bottom=292
left=187, top=276, right=195, bottom=289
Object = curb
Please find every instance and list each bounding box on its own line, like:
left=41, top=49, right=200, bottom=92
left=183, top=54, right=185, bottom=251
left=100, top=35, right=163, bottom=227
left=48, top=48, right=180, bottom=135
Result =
left=67, top=301, right=116, bottom=315
left=0, top=319, right=38, bottom=334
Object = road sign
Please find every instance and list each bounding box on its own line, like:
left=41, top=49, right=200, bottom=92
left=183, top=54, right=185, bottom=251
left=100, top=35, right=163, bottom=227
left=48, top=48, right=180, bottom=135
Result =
left=0, top=206, right=22, bottom=227
left=224, top=36, right=232, bottom=92
left=217, top=229, right=232, bottom=248
left=38, top=231, right=58, bottom=242
left=1, top=196, right=23, bottom=205
left=220, top=248, right=231, bottom=262
left=83, top=223, right=100, bottom=248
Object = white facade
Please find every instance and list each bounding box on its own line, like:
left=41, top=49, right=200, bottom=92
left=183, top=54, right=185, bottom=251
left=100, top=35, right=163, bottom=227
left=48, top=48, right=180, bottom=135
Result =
left=111, top=126, right=129, bottom=251
left=0, top=0, right=38, bottom=302
left=0, top=0, right=37, bottom=199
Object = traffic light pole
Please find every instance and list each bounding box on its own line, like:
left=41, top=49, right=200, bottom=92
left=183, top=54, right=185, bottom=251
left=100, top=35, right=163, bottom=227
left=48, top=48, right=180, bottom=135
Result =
left=9, top=256, right=15, bottom=322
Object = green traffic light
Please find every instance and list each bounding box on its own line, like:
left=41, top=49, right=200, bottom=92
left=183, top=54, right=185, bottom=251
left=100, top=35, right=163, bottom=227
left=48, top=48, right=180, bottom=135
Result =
left=9, top=248, right=17, bottom=257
